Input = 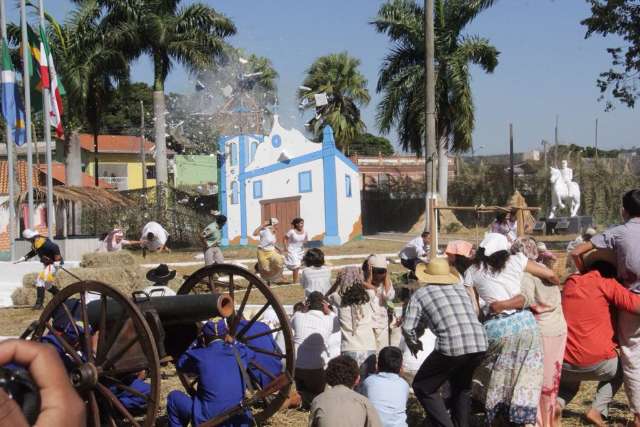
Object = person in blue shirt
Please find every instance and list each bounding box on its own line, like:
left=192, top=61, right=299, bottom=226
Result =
left=167, top=319, right=256, bottom=427
left=109, top=373, right=151, bottom=416
left=360, top=346, right=410, bottom=427
left=237, top=318, right=283, bottom=388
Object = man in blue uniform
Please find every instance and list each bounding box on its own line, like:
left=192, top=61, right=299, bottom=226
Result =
left=18, top=229, right=64, bottom=309
left=167, top=319, right=256, bottom=427
left=237, top=318, right=283, bottom=388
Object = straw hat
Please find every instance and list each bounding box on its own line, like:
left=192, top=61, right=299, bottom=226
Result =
left=415, top=258, right=460, bottom=285
left=582, top=248, right=617, bottom=270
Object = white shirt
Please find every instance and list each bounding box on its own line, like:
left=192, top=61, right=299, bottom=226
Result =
left=286, top=229, right=307, bottom=253
left=258, top=228, right=276, bottom=251
left=140, top=221, right=169, bottom=252
left=399, top=236, right=428, bottom=260
left=292, top=310, right=338, bottom=369
left=325, top=311, right=342, bottom=364
left=371, top=285, right=395, bottom=329
left=398, top=331, right=436, bottom=373
left=329, top=290, right=377, bottom=352
left=463, top=252, right=528, bottom=315
left=300, top=266, right=332, bottom=297
left=142, top=285, right=176, bottom=297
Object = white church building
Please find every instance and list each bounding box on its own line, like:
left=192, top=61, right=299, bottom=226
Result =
left=218, top=116, right=361, bottom=246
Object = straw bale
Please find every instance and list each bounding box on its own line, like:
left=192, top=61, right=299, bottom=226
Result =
left=20, top=267, right=146, bottom=293
left=80, top=251, right=136, bottom=268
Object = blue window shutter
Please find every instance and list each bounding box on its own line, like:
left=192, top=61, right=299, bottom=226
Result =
left=298, top=171, right=312, bottom=193
left=231, top=181, right=239, bottom=204
left=253, top=180, right=263, bottom=199
left=345, top=175, right=352, bottom=197
left=230, top=143, right=238, bottom=166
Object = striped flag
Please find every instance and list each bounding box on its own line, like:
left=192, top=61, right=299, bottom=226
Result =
left=39, top=25, right=63, bottom=138
left=27, top=25, right=63, bottom=138
left=1, top=39, right=27, bottom=146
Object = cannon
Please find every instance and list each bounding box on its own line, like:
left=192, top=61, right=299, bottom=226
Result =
left=21, top=263, right=295, bottom=427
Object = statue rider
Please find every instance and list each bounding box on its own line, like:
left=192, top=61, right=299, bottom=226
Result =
left=560, top=160, right=573, bottom=187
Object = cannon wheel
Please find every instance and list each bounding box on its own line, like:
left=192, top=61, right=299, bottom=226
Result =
left=178, top=263, right=295, bottom=424
left=29, top=281, right=161, bottom=427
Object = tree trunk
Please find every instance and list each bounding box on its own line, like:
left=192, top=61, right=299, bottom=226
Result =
left=437, top=135, right=449, bottom=204
left=65, top=131, right=82, bottom=186
left=153, top=90, right=168, bottom=185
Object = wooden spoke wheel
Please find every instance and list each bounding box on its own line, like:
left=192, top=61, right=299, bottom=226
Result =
left=178, top=263, right=295, bottom=423
left=30, top=281, right=161, bottom=427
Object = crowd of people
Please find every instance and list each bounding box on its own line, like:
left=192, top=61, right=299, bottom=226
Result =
left=10, top=189, right=640, bottom=427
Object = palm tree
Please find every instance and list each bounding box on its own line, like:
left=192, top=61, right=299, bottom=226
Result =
left=14, top=1, right=130, bottom=185
left=93, top=0, right=236, bottom=186
left=297, top=52, right=370, bottom=152
left=372, top=0, right=499, bottom=203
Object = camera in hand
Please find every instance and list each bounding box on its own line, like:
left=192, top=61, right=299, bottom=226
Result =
left=0, top=364, right=40, bottom=425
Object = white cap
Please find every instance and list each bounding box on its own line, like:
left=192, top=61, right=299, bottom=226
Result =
left=367, top=254, right=388, bottom=269
left=269, top=218, right=279, bottom=226
left=22, top=229, right=39, bottom=240
left=584, top=227, right=597, bottom=237
left=536, top=242, right=548, bottom=252
left=480, top=233, right=510, bottom=256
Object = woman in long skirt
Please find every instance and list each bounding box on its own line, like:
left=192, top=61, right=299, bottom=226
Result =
left=512, top=237, right=567, bottom=427
left=283, top=218, right=308, bottom=284
left=464, top=233, right=560, bottom=425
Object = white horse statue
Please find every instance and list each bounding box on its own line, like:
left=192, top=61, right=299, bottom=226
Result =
left=549, top=166, right=580, bottom=218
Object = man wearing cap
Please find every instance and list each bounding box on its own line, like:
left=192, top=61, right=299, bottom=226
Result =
left=143, top=264, right=177, bottom=297
left=556, top=251, right=640, bottom=425
left=363, top=254, right=396, bottom=350
left=403, top=258, right=487, bottom=427
left=167, top=319, right=256, bottom=427
left=398, top=232, right=430, bottom=272
left=138, top=221, right=170, bottom=257
left=201, top=214, right=227, bottom=266
left=17, top=229, right=63, bottom=309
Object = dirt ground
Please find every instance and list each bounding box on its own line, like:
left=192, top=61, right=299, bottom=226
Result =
left=1, top=235, right=633, bottom=426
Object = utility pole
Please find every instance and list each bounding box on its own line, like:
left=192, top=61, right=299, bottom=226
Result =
left=594, top=118, right=599, bottom=164
left=509, top=123, right=515, bottom=192
left=424, top=0, right=437, bottom=231
left=554, top=115, right=559, bottom=167
left=541, top=139, right=548, bottom=171
left=19, top=0, right=33, bottom=228
left=140, top=101, right=147, bottom=190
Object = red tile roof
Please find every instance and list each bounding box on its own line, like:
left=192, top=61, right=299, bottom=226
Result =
left=0, top=160, right=111, bottom=194
left=79, top=134, right=155, bottom=154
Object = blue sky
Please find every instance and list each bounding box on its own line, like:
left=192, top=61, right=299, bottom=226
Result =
left=11, top=0, right=639, bottom=155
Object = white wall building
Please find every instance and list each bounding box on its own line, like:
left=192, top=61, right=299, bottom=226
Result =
left=219, top=116, right=361, bottom=246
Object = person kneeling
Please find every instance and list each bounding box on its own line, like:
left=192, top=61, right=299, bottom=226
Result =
left=309, top=355, right=382, bottom=427
left=167, top=320, right=255, bottom=427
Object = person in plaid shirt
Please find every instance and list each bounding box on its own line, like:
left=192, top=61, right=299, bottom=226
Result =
left=402, top=258, right=487, bottom=427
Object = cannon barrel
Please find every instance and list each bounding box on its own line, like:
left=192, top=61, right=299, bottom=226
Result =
left=87, top=293, right=234, bottom=327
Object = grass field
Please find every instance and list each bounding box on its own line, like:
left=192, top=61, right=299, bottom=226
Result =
left=1, top=235, right=633, bottom=426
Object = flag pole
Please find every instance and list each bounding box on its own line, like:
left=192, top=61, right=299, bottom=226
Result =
left=38, top=0, right=53, bottom=239
left=19, top=0, right=33, bottom=229
left=0, top=0, right=15, bottom=259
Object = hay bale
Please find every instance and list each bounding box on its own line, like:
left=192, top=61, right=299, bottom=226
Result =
left=80, top=251, right=136, bottom=268
left=11, top=287, right=54, bottom=307
left=21, top=266, right=147, bottom=294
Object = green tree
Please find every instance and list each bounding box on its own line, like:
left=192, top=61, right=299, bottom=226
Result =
left=372, top=0, right=499, bottom=203
left=582, top=0, right=640, bottom=109
left=297, top=52, right=371, bottom=152
left=348, top=133, right=395, bottom=156
left=32, top=1, right=130, bottom=184
left=100, top=82, right=154, bottom=136
left=93, top=0, right=236, bottom=185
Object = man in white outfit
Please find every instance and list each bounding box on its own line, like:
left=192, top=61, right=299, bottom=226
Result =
left=398, top=232, right=430, bottom=272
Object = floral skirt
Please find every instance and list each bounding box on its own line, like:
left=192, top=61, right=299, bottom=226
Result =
left=473, top=310, right=543, bottom=425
